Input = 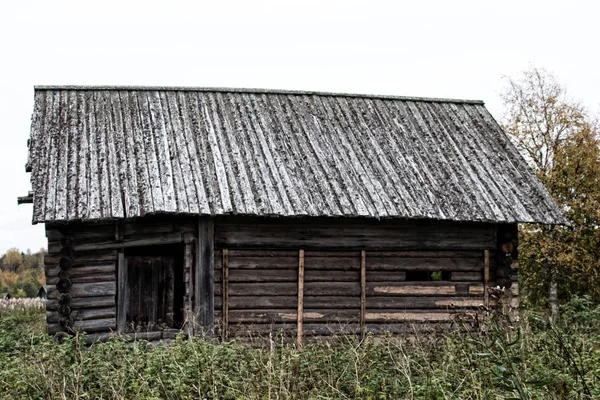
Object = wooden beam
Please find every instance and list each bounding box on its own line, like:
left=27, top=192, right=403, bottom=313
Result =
left=17, top=191, right=34, bottom=205
left=196, top=217, right=215, bottom=334
left=484, top=250, right=490, bottom=308
left=114, top=220, right=124, bottom=241
left=117, top=251, right=127, bottom=334
left=360, top=250, right=366, bottom=340
left=74, top=232, right=183, bottom=251
left=183, top=240, right=194, bottom=336
left=222, top=249, right=229, bottom=340
left=297, top=249, right=305, bottom=347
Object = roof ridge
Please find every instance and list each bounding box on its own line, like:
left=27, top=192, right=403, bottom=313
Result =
left=33, top=85, right=485, bottom=105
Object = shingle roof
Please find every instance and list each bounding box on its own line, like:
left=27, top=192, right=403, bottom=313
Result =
left=26, top=86, right=568, bottom=225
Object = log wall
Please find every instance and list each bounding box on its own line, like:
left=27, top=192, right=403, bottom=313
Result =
left=43, top=215, right=518, bottom=340
left=45, top=216, right=197, bottom=338
left=214, top=217, right=518, bottom=340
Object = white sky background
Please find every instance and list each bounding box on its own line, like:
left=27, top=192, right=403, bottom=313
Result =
left=0, top=0, right=599, bottom=254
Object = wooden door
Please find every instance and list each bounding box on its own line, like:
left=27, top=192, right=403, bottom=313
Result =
left=125, top=256, right=175, bottom=332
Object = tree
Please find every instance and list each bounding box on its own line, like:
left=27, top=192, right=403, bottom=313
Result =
left=502, top=68, right=600, bottom=314
left=2, top=248, right=23, bottom=273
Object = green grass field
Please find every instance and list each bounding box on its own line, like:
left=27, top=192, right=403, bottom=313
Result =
left=1, top=298, right=600, bottom=399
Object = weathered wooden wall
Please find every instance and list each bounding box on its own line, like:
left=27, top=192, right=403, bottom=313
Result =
left=214, top=217, right=518, bottom=340
left=45, top=216, right=197, bottom=340
left=43, top=215, right=518, bottom=341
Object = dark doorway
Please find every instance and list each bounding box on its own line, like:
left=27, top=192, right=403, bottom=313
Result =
left=122, top=244, right=184, bottom=332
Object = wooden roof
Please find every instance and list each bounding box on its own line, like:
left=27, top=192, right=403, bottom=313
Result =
left=26, top=86, right=567, bottom=225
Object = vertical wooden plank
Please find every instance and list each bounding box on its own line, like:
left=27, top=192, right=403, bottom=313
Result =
left=165, top=257, right=175, bottom=327
left=484, top=249, right=490, bottom=307
left=360, top=250, right=366, bottom=339
left=297, top=249, right=305, bottom=347
left=183, top=240, right=194, bottom=336
left=117, top=251, right=127, bottom=334
left=222, top=248, right=229, bottom=340
left=114, top=220, right=124, bottom=241
left=196, top=217, right=215, bottom=334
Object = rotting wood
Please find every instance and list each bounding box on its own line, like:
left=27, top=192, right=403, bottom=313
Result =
left=297, top=249, right=304, bottom=346
left=360, top=250, right=366, bottom=339
left=371, top=284, right=456, bottom=296
left=365, top=312, right=454, bottom=322
left=484, top=250, right=490, bottom=307
left=222, top=248, right=229, bottom=340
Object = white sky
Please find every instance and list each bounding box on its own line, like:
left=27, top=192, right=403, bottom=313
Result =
left=0, top=0, right=599, bottom=254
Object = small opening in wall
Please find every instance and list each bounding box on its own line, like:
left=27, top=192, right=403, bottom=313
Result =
left=406, top=270, right=450, bottom=281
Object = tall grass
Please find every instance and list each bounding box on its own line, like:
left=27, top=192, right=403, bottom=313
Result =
left=1, top=298, right=599, bottom=399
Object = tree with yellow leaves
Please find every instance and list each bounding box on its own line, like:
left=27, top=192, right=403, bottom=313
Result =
left=502, top=68, right=600, bottom=316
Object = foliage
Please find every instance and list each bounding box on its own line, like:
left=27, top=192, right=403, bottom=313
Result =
left=1, top=248, right=23, bottom=273
left=1, top=301, right=600, bottom=399
left=502, top=67, right=600, bottom=306
left=0, top=248, right=45, bottom=298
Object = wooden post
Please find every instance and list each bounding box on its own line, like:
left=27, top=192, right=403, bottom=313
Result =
left=297, top=249, right=305, bottom=347
left=360, top=250, right=366, bottom=339
left=114, top=220, right=124, bottom=241
left=183, top=236, right=194, bottom=336
left=484, top=250, right=490, bottom=308
left=222, top=249, right=229, bottom=340
left=117, top=251, right=127, bottom=334
left=196, top=217, right=215, bottom=335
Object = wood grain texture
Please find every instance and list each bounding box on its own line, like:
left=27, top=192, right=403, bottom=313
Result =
left=297, top=249, right=304, bottom=346
left=222, top=249, right=229, bottom=339
left=196, top=217, right=215, bottom=333
left=360, top=250, right=366, bottom=339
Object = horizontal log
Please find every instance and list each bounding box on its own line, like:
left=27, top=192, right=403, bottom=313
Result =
left=229, top=309, right=361, bottom=324
left=73, top=232, right=183, bottom=251
left=48, top=307, right=116, bottom=323
left=47, top=295, right=116, bottom=310
left=217, top=282, right=297, bottom=296
left=215, top=218, right=496, bottom=250
left=366, top=323, right=455, bottom=334
left=450, top=271, right=484, bottom=281
left=305, top=256, right=360, bottom=270
left=225, top=295, right=361, bottom=310
left=228, top=269, right=298, bottom=283
left=365, top=271, right=406, bottom=282
left=74, top=318, right=116, bottom=332
left=215, top=256, right=298, bottom=270
left=49, top=318, right=117, bottom=334
left=47, top=273, right=115, bottom=285
left=366, top=257, right=484, bottom=271
left=215, top=249, right=298, bottom=258
left=85, top=329, right=184, bottom=343
left=366, top=296, right=484, bottom=309
left=304, top=270, right=360, bottom=282
left=367, top=282, right=484, bottom=296
left=49, top=282, right=116, bottom=299
left=367, top=251, right=486, bottom=258
left=365, top=311, right=456, bottom=322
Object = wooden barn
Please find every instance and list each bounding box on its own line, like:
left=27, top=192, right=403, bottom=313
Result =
left=19, top=86, right=567, bottom=342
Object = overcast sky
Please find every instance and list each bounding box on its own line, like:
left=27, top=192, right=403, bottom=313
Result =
left=0, top=0, right=598, bottom=254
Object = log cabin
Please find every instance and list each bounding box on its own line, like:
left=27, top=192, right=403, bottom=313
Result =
left=19, top=86, right=567, bottom=343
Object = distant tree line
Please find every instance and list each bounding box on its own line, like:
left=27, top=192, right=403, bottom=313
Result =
left=502, top=67, right=600, bottom=314
left=0, top=248, right=46, bottom=298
